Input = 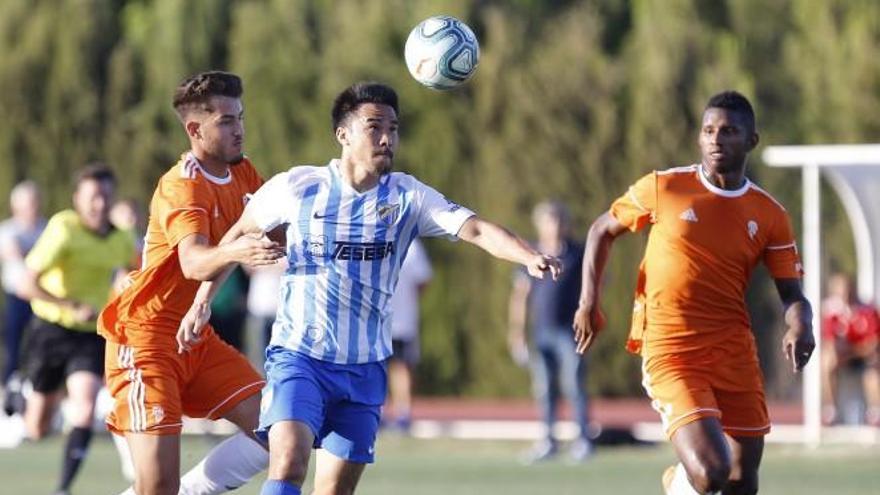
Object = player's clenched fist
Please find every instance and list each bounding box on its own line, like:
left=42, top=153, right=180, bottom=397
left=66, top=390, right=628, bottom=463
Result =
left=527, top=254, right=562, bottom=281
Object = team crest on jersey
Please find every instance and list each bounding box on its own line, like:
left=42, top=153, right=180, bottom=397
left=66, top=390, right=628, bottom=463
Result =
left=303, top=234, right=330, bottom=258
left=377, top=203, right=400, bottom=226
left=747, top=220, right=758, bottom=240
left=151, top=405, right=165, bottom=424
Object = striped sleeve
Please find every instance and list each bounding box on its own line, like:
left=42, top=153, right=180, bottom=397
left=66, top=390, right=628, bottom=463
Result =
left=763, top=210, right=803, bottom=279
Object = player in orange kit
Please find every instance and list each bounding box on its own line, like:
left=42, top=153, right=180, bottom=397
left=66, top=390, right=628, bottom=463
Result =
left=573, top=91, right=815, bottom=495
left=99, top=71, right=284, bottom=495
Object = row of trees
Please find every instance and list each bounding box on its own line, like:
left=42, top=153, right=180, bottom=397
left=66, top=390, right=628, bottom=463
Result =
left=0, top=0, right=877, bottom=397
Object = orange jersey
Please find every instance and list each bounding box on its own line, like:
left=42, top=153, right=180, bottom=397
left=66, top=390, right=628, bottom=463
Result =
left=611, top=164, right=802, bottom=354
left=98, top=153, right=263, bottom=345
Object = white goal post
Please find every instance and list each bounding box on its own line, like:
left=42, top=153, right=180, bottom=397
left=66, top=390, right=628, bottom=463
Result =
left=762, top=144, right=880, bottom=445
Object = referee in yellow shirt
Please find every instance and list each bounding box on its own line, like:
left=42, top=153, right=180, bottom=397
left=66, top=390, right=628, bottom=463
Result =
left=18, top=164, right=135, bottom=495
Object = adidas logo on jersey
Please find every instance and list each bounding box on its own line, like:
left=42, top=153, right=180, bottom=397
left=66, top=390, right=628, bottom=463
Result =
left=679, top=208, right=699, bottom=223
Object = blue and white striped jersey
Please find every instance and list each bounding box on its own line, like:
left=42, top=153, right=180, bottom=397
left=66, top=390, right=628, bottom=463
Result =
left=248, top=159, right=475, bottom=364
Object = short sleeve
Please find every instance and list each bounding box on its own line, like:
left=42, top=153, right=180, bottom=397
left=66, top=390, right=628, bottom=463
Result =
left=24, top=214, right=69, bottom=273
left=610, top=172, right=657, bottom=232
left=414, top=180, right=475, bottom=239
left=248, top=171, right=294, bottom=232
left=763, top=212, right=803, bottom=279
left=155, top=179, right=212, bottom=248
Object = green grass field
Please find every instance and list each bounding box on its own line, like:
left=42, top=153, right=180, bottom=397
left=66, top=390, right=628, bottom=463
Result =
left=2, top=433, right=877, bottom=494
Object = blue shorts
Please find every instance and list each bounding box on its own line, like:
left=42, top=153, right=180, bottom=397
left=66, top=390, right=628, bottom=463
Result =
left=257, top=346, right=387, bottom=463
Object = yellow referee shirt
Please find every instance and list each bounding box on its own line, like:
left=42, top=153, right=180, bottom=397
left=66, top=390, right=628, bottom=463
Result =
left=25, top=210, right=134, bottom=332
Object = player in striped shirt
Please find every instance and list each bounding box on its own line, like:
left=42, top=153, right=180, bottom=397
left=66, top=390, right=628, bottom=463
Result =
left=573, top=91, right=815, bottom=495
left=178, top=82, right=562, bottom=495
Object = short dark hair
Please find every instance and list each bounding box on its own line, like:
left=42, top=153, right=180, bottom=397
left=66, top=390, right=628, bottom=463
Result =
left=74, top=163, right=116, bottom=189
left=331, top=82, right=399, bottom=131
left=705, top=90, right=756, bottom=130
left=173, top=71, right=243, bottom=121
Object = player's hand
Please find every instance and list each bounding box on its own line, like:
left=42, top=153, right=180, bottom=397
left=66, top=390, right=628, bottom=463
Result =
left=782, top=323, right=815, bottom=373
left=526, top=254, right=562, bottom=281
left=70, top=302, right=98, bottom=323
left=573, top=304, right=606, bottom=354
left=229, top=234, right=285, bottom=267
left=177, top=300, right=211, bottom=353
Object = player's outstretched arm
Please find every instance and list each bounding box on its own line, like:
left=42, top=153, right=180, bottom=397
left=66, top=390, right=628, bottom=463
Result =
left=775, top=278, right=815, bottom=372
left=573, top=212, right=628, bottom=354
left=176, top=210, right=282, bottom=352
left=457, top=216, right=561, bottom=280
left=177, top=211, right=284, bottom=282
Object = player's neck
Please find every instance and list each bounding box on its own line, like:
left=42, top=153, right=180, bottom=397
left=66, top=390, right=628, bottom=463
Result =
left=191, top=149, right=230, bottom=179
left=700, top=163, right=746, bottom=191
left=338, top=158, right=380, bottom=193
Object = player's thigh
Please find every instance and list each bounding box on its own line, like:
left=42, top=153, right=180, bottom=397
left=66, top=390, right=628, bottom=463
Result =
left=182, top=329, right=264, bottom=420
left=313, top=448, right=366, bottom=495
left=125, top=432, right=181, bottom=495
left=725, top=433, right=764, bottom=493
left=64, top=370, right=102, bottom=426
left=642, top=355, right=721, bottom=437
left=267, top=420, right=316, bottom=484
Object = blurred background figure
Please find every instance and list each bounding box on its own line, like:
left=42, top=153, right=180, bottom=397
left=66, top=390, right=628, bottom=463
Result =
left=508, top=200, right=591, bottom=463
left=0, top=180, right=46, bottom=417
left=385, top=238, right=432, bottom=432
left=17, top=165, right=135, bottom=495
left=109, top=198, right=146, bottom=261
left=245, top=262, right=286, bottom=368
left=820, top=273, right=880, bottom=426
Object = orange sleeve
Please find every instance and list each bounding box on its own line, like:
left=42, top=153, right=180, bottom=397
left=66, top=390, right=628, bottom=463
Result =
left=763, top=211, right=803, bottom=279
left=155, top=177, right=211, bottom=248
left=610, top=172, right=656, bottom=232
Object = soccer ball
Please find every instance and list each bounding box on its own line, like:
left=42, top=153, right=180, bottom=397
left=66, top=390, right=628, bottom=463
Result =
left=404, top=15, right=480, bottom=90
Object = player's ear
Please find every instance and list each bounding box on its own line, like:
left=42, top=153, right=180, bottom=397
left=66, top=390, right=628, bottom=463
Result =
left=748, top=131, right=760, bottom=151
left=185, top=120, right=202, bottom=141
left=335, top=126, right=348, bottom=147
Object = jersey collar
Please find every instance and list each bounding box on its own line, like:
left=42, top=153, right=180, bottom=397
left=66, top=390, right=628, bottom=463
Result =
left=696, top=164, right=750, bottom=198
left=185, top=152, right=233, bottom=185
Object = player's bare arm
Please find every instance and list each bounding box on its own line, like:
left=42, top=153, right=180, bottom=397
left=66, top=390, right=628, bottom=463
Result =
left=18, top=268, right=96, bottom=322
left=775, top=277, right=815, bottom=372
left=573, top=211, right=628, bottom=354
left=176, top=209, right=279, bottom=352
left=176, top=215, right=284, bottom=282
left=457, top=216, right=562, bottom=280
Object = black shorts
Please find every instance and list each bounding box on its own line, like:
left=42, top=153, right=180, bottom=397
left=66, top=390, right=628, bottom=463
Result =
left=22, top=318, right=105, bottom=393
left=390, top=338, right=420, bottom=367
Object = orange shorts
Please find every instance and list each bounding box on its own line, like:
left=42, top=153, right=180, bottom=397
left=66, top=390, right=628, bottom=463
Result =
left=641, top=334, right=770, bottom=439
left=104, top=326, right=264, bottom=435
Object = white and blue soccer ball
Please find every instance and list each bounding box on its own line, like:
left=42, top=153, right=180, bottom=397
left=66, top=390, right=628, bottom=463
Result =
left=404, top=15, right=480, bottom=90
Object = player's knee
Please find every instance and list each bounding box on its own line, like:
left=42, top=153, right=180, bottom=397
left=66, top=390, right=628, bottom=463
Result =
left=272, top=449, right=310, bottom=485
left=686, top=458, right=730, bottom=493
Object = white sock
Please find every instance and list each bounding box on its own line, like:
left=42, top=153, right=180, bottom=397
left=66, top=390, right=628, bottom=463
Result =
left=178, top=432, right=269, bottom=494
left=112, top=433, right=137, bottom=482
left=669, top=463, right=701, bottom=495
